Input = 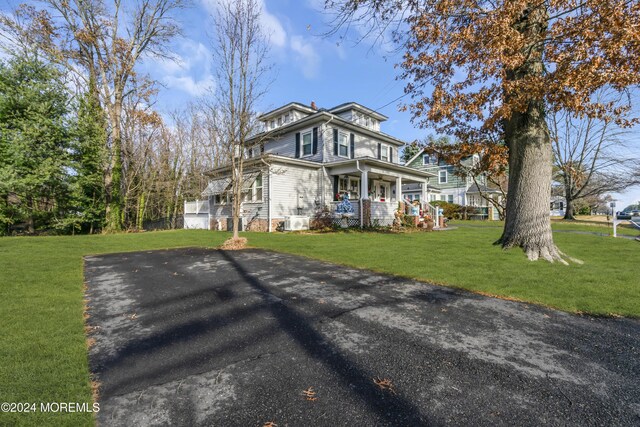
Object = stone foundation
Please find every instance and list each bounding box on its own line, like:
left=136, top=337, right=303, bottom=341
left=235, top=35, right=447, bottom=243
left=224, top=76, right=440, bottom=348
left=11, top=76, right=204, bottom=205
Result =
left=245, top=218, right=268, bottom=232
left=361, top=199, right=371, bottom=227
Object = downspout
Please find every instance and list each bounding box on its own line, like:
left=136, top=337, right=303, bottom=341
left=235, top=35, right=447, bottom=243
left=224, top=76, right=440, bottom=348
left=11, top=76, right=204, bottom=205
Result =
left=267, top=165, right=272, bottom=232
left=355, top=159, right=364, bottom=229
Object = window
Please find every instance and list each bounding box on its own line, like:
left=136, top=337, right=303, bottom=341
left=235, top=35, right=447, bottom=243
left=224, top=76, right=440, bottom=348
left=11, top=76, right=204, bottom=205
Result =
left=254, top=174, right=263, bottom=201
left=349, top=177, right=360, bottom=198
left=430, top=195, right=436, bottom=202
left=440, top=195, right=447, bottom=201
left=365, top=116, right=370, bottom=127
left=381, top=144, right=389, bottom=161
left=277, top=117, right=282, bottom=126
left=270, top=120, right=275, bottom=129
left=422, top=154, right=430, bottom=165
left=448, top=195, right=454, bottom=203
left=302, top=131, right=312, bottom=156
left=284, top=113, right=290, bottom=123
left=338, top=132, right=349, bottom=157
left=245, top=174, right=263, bottom=202
left=439, top=170, right=448, bottom=184
left=414, top=194, right=420, bottom=201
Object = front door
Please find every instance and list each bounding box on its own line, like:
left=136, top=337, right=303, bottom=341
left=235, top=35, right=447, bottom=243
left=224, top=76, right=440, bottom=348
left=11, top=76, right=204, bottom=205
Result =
left=374, top=181, right=390, bottom=202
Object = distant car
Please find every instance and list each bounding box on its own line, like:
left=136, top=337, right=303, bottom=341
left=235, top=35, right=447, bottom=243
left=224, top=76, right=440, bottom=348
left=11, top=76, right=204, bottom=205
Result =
left=632, top=210, right=640, bottom=217
left=617, top=211, right=632, bottom=219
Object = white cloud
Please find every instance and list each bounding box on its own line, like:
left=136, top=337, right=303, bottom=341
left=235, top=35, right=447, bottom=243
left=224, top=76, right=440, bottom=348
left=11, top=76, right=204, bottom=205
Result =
left=151, top=38, right=215, bottom=96
left=290, top=35, right=321, bottom=79
left=164, top=75, right=215, bottom=96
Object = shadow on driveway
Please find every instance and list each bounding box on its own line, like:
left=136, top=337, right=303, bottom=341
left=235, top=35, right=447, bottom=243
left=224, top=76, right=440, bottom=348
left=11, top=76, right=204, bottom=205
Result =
left=84, top=248, right=640, bottom=426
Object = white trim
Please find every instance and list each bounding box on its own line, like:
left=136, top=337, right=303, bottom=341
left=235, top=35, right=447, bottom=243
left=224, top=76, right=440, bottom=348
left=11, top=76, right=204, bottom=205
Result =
left=380, top=143, right=389, bottom=162
left=439, top=169, right=448, bottom=184
left=301, top=129, right=313, bottom=157
left=338, top=131, right=349, bottom=158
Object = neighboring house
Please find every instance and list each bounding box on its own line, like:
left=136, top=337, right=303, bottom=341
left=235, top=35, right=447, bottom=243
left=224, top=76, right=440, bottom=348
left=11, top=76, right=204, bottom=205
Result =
left=186, top=102, right=436, bottom=231
left=550, top=196, right=566, bottom=217
left=403, top=149, right=503, bottom=220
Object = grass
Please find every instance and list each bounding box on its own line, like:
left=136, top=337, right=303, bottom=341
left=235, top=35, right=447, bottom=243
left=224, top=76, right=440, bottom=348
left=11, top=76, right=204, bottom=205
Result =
left=0, top=231, right=228, bottom=426
left=450, top=217, right=640, bottom=237
left=0, top=227, right=638, bottom=425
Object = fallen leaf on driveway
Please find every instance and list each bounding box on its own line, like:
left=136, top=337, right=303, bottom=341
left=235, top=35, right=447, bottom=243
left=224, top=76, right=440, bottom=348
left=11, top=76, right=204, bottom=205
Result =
left=302, top=387, right=317, bottom=401
left=373, top=377, right=396, bottom=394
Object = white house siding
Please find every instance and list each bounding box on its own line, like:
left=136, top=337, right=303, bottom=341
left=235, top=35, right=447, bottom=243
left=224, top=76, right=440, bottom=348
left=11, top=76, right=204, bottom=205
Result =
left=184, top=214, right=209, bottom=229
left=208, top=168, right=270, bottom=226
left=323, top=126, right=401, bottom=164
left=371, top=201, right=395, bottom=226
left=263, top=126, right=324, bottom=162
left=270, top=164, right=322, bottom=218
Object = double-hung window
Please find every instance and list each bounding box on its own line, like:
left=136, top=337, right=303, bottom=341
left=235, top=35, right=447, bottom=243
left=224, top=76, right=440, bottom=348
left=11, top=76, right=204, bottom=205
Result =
left=381, top=144, right=389, bottom=161
left=302, top=131, right=312, bottom=156
left=338, top=132, right=349, bottom=157
left=422, top=154, right=430, bottom=165
left=439, top=170, right=448, bottom=184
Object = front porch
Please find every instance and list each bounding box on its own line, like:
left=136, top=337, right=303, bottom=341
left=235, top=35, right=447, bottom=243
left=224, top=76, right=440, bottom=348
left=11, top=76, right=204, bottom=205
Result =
left=326, top=158, right=439, bottom=228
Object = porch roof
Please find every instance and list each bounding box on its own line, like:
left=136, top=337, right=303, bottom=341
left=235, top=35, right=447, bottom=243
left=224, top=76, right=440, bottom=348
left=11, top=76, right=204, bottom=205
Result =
left=325, top=157, right=437, bottom=182
left=202, top=177, right=231, bottom=196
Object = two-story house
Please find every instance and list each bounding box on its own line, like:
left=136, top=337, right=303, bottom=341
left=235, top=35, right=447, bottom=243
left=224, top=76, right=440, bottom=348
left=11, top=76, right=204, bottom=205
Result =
left=193, top=102, right=436, bottom=231
left=402, top=149, right=503, bottom=220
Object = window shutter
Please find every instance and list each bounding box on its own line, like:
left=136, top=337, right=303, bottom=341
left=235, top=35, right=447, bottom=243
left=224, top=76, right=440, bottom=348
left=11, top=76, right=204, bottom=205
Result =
left=333, top=176, right=339, bottom=201
left=295, top=133, right=301, bottom=158
left=312, top=127, right=318, bottom=155
left=333, top=128, right=338, bottom=156
left=389, top=147, right=394, bottom=163
left=377, top=142, right=382, bottom=160
left=350, top=133, right=355, bottom=159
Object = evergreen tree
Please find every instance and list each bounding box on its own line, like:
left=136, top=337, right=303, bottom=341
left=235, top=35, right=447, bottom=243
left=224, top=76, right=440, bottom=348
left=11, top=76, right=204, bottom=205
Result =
left=0, top=56, right=72, bottom=234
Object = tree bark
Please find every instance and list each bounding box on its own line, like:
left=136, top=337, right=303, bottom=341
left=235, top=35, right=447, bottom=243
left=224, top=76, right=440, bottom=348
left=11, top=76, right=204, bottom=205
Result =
left=497, top=3, right=573, bottom=263
left=104, top=101, right=123, bottom=232
left=498, top=101, right=565, bottom=262
left=563, top=192, right=575, bottom=220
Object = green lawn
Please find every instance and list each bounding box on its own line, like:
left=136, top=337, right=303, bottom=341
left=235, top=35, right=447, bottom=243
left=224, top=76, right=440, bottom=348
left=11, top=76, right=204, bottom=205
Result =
left=0, top=228, right=638, bottom=425
left=451, top=218, right=640, bottom=237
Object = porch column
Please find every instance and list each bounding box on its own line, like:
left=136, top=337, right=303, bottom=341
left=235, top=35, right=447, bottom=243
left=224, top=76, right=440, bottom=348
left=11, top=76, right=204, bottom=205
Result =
left=421, top=180, right=427, bottom=206
left=361, top=169, right=369, bottom=199
left=395, top=176, right=402, bottom=202
left=361, top=168, right=370, bottom=228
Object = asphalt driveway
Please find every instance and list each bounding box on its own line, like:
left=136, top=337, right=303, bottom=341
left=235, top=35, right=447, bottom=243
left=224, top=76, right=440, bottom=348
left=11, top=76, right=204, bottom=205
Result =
left=84, top=248, right=640, bottom=426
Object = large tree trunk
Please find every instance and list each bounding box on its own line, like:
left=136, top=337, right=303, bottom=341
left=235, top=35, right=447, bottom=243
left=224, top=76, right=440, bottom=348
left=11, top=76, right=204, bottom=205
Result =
left=497, top=3, right=574, bottom=263
left=563, top=194, right=575, bottom=220
left=498, top=101, right=566, bottom=262
left=104, top=102, right=123, bottom=232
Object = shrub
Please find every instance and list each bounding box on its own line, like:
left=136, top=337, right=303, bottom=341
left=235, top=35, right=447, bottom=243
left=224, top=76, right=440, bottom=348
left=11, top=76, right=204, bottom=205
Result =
left=310, top=205, right=335, bottom=230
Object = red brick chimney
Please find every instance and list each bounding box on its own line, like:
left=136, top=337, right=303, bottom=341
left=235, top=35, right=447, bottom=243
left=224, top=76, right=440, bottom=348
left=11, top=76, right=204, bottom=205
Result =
left=311, top=101, right=317, bottom=110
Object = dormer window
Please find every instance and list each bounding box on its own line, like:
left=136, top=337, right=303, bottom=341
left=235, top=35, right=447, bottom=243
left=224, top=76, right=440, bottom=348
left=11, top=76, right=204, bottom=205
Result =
left=270, top=120, right=275, bottom=129
left=277, top=117, right=282, bottom=126
left=422, top=154, right=430, bottom=165
left=284, top=113, right=290, bottom=123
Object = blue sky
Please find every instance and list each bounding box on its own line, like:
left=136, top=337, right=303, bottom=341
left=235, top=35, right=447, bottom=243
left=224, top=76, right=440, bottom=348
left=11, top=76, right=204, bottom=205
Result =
left=141, top=0, right=420, bottom=140
left=2, top=0, right=638, bottom=208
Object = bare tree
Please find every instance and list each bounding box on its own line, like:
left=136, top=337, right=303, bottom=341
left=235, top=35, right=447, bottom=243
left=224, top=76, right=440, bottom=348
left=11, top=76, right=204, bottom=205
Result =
left=2, top=0, right=186, bottom=231
left=549, top=94, right=640, bottom=220
left=207, top=0, right=271, bottom=241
